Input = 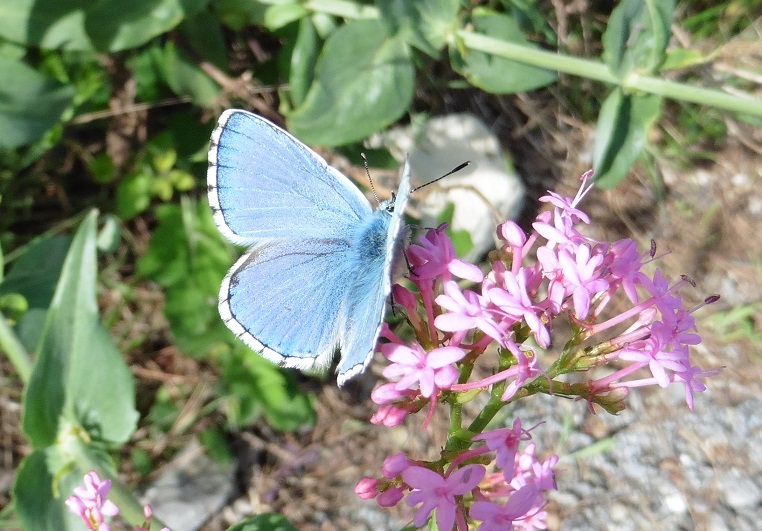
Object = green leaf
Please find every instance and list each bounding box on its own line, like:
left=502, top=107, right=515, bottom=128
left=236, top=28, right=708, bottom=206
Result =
left=13, top=450, right=80, bottom=530
left=602, top=0, right=674, bottom=77
left=449, top=9, right=557, bottom=94
left=222, top=346, right=315, bottom=431
left=378, top=0, right=461, bottom=56
left=115, top=171, right=153, bottom=220
left=226, top=513, right=298, bottom=531
left=162, top=40, right=221, bottom=108
left=263, top=1, right=309, bottom=31
left=592, top=88, right=662, bottom=188
left=0, top=0, right=209, bottom=51
left=287, top=18, right=414, bottom=146
left=96, top=213, right=122, bottom=254
left=0, top=57, right=74, bottom=148
left=180, top=8, right=228, bottom=70
left=213, top=0, right=267, bottom=31
left=22, top=211, right=138, bottom=448
left=661, top=47, right=711, bottom=71
left=0, top=235, right=71, bottom=351
left=0, top=0, right=93, bottom=50
left=137, top=199, right=233, bottom=356
left=288, top=17, right=319, bottom=108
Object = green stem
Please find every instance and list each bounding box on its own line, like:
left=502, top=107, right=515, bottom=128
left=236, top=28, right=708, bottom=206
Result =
left=455, top=30, right=762, bottom=116
left=0, top=316, right=32, bottom=384
left=304, top=0, right=378, bottom=19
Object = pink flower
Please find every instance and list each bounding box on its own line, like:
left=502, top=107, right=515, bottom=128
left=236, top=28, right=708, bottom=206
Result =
left=370, top=404, right=408, bottom=427
left=66, top=471, right=119, bottom=531
left=472, top=419, right=534, bottom=481
left=471, top=485, right=539, bottom=531
left=608, top=238, right=647, bottom=303
left=408, top=225, right=484, bottom=283
left=377, top=486, right=405, bottom=507
left=435, top=281, right=504, bottom=341
left=403, top=465, right=486, bottom=530
left=382, top=452, right=411, bottom=478
left=382, top=343, right=465, bottom=398
left=488, top=267, right=550, bottom=348
left=556, top=244, right=609, bottom=318
left=355, top=477, right=380, bottom=499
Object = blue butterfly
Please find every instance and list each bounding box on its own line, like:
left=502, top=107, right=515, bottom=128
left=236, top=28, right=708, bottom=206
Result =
left=207, top=110, right=410, bottom=385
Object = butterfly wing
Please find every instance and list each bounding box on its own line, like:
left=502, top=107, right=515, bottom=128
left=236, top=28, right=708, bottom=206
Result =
left=336, top=160, right=411, bottom=384
left=208, top=110, right=372, bottom=369
left=220, top=237, right=354, bottom=369
left=208, top=109, right=372, bottom=245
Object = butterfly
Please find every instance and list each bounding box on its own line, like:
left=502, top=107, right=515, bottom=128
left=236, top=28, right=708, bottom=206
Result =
left=207, top=110, right=410, bottom=385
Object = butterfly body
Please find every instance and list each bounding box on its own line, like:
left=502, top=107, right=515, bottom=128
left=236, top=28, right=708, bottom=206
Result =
left=207, top=110, right=409, bottom=384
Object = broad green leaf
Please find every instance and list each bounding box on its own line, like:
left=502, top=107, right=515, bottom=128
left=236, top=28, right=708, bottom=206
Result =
left=602, top=0, right=674, bottom=77
left=0, top=235, right=71, bottom=351
left=22, top=211, right=138, bottom=448
left=162, top=40, right=221, bottom=108
left=592, top=88, right=662, bottom=188
left=226, top=513, right=298, bottom=531
left=287, top=19, right=414, bottom=146
left=661, top=48, right=711, bottom=71
left=378, top=0, right=461, bottom=57
left=116, top=171, right=153, bottom=220
left=288, top=17, right=319, bottom=107
left=0, top=57, right=74, bottom=148
left=222, top=345, right=315, bottom=431
left=0, top=0, right=209, bottom=52
left=137, top=199, right=232, bottom=356
left=0, top=0, right=92, bottom=50
left=13, top=450, right=80, bottom=530
left=181, top=7, right=229, bottom=70
left=263, top=1, right=308, bottom=31
left=213, top=0, right=267, bottom=30
left=449, top=9, right=557, bottom=94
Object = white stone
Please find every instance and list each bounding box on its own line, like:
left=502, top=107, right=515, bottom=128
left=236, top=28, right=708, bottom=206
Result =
left=379, top=113, right=524, bottom=261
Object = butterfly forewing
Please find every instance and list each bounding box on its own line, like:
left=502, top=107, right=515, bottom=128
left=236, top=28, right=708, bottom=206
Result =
left=208, top=110, right=372, bottom=245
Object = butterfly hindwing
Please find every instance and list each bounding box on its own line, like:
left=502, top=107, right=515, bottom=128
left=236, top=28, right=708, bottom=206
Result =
left=221, top=237, right=354, bottom=369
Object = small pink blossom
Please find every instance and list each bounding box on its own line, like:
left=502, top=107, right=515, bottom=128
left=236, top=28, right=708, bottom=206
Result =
left=382, top=343, right=465, bottom=398
left=408, top=224, right=484, bottom=283
left=471, top=484, right=539, bottom=531
left=355, top=477, right=380, bottom=499
left=382, top=452, right=411, bottom=478
left=472, top=419, right=535, bottom=481
left=370, top=404, right=408, bottom=427
left=377, top=486, right=405, bottom=507
left=66, top=471, right=119, bottom=531
left=435, top=281, right=504, bottom=341
left=403, top=465, right=486, bottom=531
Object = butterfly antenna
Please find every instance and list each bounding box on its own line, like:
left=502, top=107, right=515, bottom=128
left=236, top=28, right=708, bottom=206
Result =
left=411, top=161, right=471, bottom=193
left=361, top=153, right=381, bottom=204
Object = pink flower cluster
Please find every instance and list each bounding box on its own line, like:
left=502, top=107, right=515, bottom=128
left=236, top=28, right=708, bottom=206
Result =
left=357, top=419, right=556, bottom=530
left=361, top=171, right=719, bottom=529
left=66, top=472, right=120, bottom=531
left=66, top=471, right=169, bottom=531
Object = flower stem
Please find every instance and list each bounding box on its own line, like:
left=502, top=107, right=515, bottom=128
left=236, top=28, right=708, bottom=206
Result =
left=455, top=30, right=762, bottom=116
left=0, top=316, right=32, bottom=384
